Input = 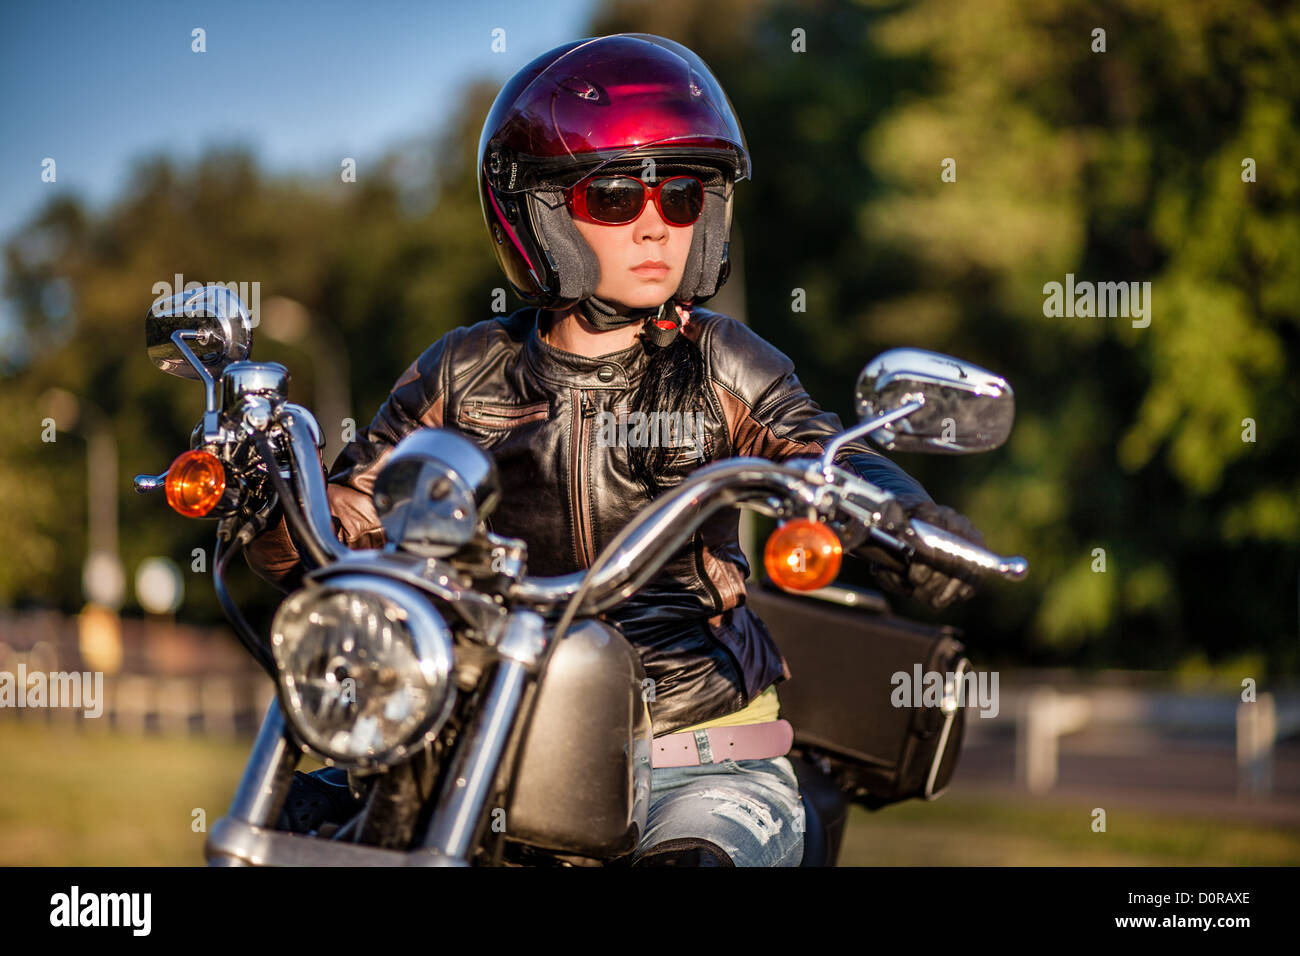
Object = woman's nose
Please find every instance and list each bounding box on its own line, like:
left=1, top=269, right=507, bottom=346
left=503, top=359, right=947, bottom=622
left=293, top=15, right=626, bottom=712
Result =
left=634, top=197, right=670, bottom=240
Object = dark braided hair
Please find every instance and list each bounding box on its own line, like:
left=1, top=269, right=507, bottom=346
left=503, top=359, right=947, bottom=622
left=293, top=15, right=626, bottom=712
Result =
left=627, top=311, right=706, bottom=499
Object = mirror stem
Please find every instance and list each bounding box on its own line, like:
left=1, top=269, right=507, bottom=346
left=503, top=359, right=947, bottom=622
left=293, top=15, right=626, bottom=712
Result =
left=171, top=330, right=223, bottom=442
left=819, top=398, right=925, bottom=475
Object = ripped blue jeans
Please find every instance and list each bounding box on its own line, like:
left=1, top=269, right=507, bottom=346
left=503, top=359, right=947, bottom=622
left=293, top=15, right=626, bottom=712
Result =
left=629, top=755, right=806, bottom=867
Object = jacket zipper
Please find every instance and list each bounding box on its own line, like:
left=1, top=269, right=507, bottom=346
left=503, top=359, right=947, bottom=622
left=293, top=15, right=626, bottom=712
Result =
left=463, top=399, right=549, bottom=427
left=571, top=388, right=597, bottom=568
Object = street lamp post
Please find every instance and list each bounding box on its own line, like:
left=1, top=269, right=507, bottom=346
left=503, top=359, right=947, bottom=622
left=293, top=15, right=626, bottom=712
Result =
left=41, top=388, right=124, bottom=607
left=39, top=387, right=125, bottom=674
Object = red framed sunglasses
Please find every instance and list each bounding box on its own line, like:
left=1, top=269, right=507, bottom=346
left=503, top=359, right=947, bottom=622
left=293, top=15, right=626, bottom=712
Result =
left=565, top=174, right=705, bottom=226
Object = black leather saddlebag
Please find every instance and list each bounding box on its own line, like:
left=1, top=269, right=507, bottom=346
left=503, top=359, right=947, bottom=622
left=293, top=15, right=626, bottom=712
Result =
left=745, top=580, right=971, bottom=810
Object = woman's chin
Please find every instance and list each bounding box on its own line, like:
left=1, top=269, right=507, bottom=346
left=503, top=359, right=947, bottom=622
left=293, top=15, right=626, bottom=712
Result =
left=609, top=289, right=673, bottom=311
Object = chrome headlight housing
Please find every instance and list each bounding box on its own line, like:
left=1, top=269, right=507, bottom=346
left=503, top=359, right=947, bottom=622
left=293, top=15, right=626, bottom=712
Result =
left=271, top=575, right=456, bottom=769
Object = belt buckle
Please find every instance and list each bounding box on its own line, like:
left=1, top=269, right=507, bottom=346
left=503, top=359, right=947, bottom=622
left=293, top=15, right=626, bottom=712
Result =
left=692, top=729, right=715, bottom=765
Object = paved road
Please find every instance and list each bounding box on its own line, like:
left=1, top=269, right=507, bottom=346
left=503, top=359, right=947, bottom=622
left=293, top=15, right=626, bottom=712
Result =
left=953, top=731, right=1300, bottom=825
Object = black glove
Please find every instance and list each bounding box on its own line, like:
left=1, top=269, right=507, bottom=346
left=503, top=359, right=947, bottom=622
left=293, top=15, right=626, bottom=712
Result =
left=847, top=495, right=986, bottom=610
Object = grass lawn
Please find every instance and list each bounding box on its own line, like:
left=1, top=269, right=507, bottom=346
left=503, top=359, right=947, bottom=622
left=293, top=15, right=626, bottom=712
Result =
left=0, top=720, right=255, bottom=865
left=838, top=795, right=1300, bottom=866
left=3, top=721, right=1296, bottom=865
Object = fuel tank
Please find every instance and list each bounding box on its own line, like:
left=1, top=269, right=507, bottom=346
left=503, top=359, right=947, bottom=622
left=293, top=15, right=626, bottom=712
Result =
left=503, top=617, right=652, bottom=859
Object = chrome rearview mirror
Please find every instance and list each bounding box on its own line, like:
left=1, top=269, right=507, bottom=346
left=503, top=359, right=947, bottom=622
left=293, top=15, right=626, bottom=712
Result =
left=856, top=348, right=1014, bottom=454
left=146, top=285, right=253, bottom=380
left=819, top=348, right=1014, bottom=471
left=145, top=285, right=254, bottom=443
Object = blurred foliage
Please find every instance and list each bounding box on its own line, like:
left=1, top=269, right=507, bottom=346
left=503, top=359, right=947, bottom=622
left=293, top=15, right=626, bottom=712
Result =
left=3, top=0, right=1298, bottom=674
left=595, top=0, right=1300, bottom=674
left=0, top=80, right=505, bottom=625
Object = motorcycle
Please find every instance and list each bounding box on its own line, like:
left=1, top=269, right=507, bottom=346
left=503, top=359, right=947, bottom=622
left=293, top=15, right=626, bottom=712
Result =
left=136, top=285, right=1027, bottom=866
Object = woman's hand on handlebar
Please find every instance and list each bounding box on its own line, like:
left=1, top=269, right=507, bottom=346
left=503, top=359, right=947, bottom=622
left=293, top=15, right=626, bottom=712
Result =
left=851, top=494, right=987, bottom=610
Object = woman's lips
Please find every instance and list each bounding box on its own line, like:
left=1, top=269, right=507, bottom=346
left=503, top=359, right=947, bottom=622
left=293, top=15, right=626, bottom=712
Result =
left=631, top=264, right=670, bottom=277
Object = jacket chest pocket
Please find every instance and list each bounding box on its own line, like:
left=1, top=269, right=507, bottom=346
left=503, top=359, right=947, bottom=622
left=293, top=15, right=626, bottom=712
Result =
left=658, top=442, right=709, bottom=473
left=457, top=399, right=551, bottom=432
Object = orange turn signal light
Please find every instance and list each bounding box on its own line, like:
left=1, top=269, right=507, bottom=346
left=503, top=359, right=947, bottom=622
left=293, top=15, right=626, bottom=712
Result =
left=764, top=518, right=842, bottom=591
left=165, top=449, right=226, bottom=517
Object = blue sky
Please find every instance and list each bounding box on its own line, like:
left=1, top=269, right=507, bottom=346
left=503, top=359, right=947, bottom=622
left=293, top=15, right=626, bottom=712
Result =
left=0, top=0, right=603, bottom=349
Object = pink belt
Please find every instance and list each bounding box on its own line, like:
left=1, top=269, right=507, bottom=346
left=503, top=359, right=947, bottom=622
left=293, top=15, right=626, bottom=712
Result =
left=651, top=719, right=794, bottom=769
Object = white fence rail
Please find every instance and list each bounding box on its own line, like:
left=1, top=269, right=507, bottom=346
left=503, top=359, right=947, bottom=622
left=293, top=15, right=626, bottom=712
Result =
left=1002, top=685, right=1300, bottom=797
left=0, top=670, right=276, bottom=738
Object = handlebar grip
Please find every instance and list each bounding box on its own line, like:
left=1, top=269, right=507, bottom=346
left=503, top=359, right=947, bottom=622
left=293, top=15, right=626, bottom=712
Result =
left=908, top=518, right=1028, bottom=581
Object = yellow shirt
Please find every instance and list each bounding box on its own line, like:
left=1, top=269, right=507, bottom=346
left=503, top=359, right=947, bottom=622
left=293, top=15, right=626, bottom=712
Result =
left=667, top=685, right=781, bottom=736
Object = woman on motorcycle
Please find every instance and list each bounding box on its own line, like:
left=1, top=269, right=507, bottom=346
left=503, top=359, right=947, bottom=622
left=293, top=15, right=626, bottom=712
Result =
left=248, top=33, right=987, bottom=866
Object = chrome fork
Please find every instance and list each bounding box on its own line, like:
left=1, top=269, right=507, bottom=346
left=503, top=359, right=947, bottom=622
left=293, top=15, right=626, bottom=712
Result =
left=418, top=609, right=547, bottom=864
left=206, top=695, right=301, bottom=866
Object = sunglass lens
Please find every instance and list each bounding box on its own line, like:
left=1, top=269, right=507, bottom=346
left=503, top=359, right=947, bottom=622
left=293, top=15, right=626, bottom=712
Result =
left=658, top=177, right=704, bottom=225
left=585, top=177, right=644, bottom=223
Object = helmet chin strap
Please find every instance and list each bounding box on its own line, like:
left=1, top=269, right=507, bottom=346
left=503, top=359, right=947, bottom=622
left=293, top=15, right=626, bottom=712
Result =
left=578, top=296, right=682, bottom=348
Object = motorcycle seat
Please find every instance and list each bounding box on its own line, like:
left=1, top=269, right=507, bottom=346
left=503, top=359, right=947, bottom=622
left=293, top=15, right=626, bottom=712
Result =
left=797, top=787, right=826, bottom=866
left=790, top=752, right=850, bottom=867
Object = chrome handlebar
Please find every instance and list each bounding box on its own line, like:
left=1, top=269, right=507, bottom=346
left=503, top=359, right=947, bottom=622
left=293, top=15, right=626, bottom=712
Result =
left=233, top=402, right=1028, bottom=612
left=276, top=405, right=349, bottom=566
left=506, top=457, right=1029, bottom=617
left=507, top=459, right=822, bottom=615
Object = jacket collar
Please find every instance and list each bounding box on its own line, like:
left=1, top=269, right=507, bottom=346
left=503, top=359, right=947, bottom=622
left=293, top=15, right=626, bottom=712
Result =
left=522, top=307, right=651, bottom=390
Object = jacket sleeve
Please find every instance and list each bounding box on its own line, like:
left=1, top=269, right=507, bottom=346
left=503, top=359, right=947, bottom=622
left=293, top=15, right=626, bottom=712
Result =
left=706, top=315, right=933, bottom=503
left=243, top=329, right=461, bottom=592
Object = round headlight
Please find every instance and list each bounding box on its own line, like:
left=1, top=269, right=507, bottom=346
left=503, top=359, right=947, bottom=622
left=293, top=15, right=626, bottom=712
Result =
left=271, top=575, right=456, bottom=768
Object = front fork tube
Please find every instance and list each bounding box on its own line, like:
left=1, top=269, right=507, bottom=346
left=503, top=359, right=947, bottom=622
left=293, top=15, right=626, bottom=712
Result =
left=208, top=693, right=301, bottom=866
left=419, top=606, right=547, bottom=864
left=418, top=656, right=531, bottom=863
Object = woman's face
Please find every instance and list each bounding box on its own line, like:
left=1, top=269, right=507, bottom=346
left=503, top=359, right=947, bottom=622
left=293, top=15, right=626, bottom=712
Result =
left=571, top=187, right=694, bottom=311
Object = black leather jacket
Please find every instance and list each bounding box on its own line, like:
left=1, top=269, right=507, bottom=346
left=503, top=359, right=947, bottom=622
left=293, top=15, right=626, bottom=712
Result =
left=246, top=305, right=932, bottom=735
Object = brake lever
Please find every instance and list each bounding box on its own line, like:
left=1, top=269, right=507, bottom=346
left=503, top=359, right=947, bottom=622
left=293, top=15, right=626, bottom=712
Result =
left=823, top=482, right=914, bottom=566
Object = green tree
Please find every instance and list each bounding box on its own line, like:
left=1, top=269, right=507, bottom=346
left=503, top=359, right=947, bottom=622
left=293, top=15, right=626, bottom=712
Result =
left=592, top=0, right=1300, bottom=673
